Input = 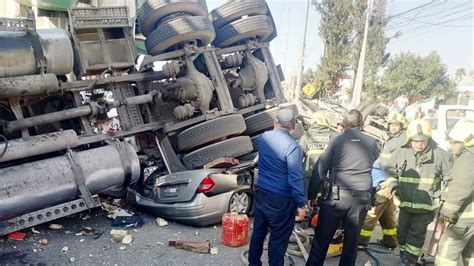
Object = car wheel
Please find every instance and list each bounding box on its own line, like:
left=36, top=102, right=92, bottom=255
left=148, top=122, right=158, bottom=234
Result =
left=138, top=0, right=208, bottom=37
left=177, top=114, right=247, bottom=152
left=182, top=136, right=253, bottom=169
left=212, top=15, right=275, bottom=48
left=210, top=0, right=268, bottom=30
left=229, top=191, right=251, bottom=214
left=244, top=104, right=298, bottom=135
left=145, top=15, right=215, bottom=55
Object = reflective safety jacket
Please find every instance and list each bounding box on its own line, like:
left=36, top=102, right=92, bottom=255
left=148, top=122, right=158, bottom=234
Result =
left=440, top=146, right=474, bottom=224
left=386, top=140, right=453, bottom=213
left=379, top=130, right=407, bottom=169
left=298, top=126, right=336, bottom=177
left=377, top=130, right=408, bottom=198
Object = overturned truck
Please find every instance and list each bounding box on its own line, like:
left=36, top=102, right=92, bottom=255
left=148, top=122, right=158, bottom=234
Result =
left=0, top=0, right=295, bottom=233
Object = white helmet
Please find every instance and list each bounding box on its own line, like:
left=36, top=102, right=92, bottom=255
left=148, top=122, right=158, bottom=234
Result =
left=448, top=119, right=474, bottom=147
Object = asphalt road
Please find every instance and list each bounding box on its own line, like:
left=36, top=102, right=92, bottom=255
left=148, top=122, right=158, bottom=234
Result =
left=0, top=205, right=404, bottom=265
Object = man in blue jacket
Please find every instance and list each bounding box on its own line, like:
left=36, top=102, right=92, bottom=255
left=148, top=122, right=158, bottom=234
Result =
left=249, top=108, right=306, bottom=266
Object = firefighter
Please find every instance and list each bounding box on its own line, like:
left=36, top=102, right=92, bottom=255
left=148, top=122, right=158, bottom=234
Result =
left=386, top=119, right=453, bottom=265
left=299, top=111, right=337, bottom=192
left=435, top=119, right=474, bottom=266
left=359, top=112, right=407, bottom=248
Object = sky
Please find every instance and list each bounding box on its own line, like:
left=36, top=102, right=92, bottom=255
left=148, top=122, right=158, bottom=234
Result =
left=207, top=0, right=474, bottom=79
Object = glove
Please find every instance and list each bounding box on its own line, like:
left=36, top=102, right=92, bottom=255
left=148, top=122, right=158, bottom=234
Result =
left=440, top=215, right=456, bottom=224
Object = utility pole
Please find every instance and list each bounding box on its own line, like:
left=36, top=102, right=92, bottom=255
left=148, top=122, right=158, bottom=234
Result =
left=351, top=0, right=374, bottom=107
left=294, top=0, right=310, bottom=100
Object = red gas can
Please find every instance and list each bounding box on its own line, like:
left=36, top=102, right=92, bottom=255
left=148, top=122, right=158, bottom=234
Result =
left=221, top=212, right=249, bottom=247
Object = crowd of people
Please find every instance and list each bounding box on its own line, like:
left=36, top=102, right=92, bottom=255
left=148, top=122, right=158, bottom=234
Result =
left=248, top=107, right=474, bottom=266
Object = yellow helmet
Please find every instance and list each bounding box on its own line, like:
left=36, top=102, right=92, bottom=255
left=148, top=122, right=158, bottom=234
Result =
left=387, top=112, right=407, bottom=128
left=310, top=111, right=330, bottom=127
left=448, top=119, right=474, bottom=147
left=406, top=119, right=432, bottom=141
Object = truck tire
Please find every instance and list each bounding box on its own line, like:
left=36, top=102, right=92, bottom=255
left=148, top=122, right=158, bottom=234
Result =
left=212, top=15, right=275, bottom=48
left=177, top=114, right=247, bottom=152
left=244, top=104, right=298, bottom=135
left=249, top=134, right=261, bottom=151
left=360, top=103, right=389, bottom=120
left=138, top=0, right=208, bottom=37
left=210, top=0, right=268, bottom=30
left=182, top=136, right=253, bottom=169
left=145, top=16, right=215, bottom=55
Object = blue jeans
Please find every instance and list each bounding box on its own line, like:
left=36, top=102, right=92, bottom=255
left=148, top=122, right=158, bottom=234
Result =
left=248, top=189, right=296, bottom=266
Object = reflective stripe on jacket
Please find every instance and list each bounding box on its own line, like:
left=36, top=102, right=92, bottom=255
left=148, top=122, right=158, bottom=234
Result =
left=385, top=140, right=453, bottom=213
left=441, top=146, right=474, bottom=224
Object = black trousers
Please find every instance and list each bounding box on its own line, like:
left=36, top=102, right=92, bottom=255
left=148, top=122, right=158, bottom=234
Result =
left=249, top=189, right=296, bottom=266
left=307, top=190, right=370, bottom=266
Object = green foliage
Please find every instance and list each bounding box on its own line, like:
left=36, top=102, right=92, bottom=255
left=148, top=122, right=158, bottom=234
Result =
left=312, top=0, right=353, bottom=98
left=312, top=0, right=388, bottom=101
left=351, top=0, right=389, bottom=102
left=455, top=68, right=466, bottom=82
left=379, top=52, right=455, bottom=102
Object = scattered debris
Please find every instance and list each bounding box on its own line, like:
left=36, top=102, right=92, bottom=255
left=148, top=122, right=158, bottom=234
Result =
left=111, top=199, right=122, bottom=206
left=156, top=218, right=168, bottom=227
left=49, top=224, right=63, bottom=230
left=121, top=235, right=133, bottom=245
left=195, top=231, right=199, bottom=236
left=110, top=229, right=129, bottom=243
left=102, top=245, right=110, bottom=251
left=102, top=202, right=133, bottom=219
left=8, top=232, right=26, bottom=241
left=213, top=226, right=217, bottom=229
left=80, top=239, right=85, bottom=243
left=112, top=216, right=144, bottom=228
left=168, top=240, right=210, bottom=254
left=39, top=239, right=48, bottom=245
left=156, top=242, right=164, bottom=246
left=61, top=246, right=69, bottom=253
left=210, top=247, right=219, bottom=255
left=89, top=254, right=93, bottom=258
left=173, top=231, right=181, bottom=236
left=69, top=257, right=76, bottom=263
left=119, top=246, right=126, bottom=251
left=81, top=214, right=91, bottom=220
left=31, top=228, right=41, bottom=234
left=203, top=157, right=239, bottom=169
left=65, top=231, right=71, bottom=234
left=32, top=248, right=38, bottom=253
left=75, top=226, right=100, bottom=238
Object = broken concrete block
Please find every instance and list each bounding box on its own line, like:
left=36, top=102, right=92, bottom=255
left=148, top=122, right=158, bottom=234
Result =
left=168, top=240, right=210, bottom=254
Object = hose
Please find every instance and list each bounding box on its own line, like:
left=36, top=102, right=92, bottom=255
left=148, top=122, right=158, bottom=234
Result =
left=0, top=134, right=8, bottom=159
left=358, top=242, right=399, bottom=266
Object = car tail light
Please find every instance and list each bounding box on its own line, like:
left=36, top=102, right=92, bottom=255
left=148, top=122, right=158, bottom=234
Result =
left=196, top=176, right=215, bottom=193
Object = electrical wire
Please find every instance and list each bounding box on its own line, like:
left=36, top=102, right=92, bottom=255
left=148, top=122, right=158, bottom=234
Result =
left=387, top=1, right=438, bottom=20
left=386, top=2, right=472, bottom=30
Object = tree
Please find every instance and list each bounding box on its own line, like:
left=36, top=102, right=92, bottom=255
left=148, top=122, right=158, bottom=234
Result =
left=379, top=52, right=455, bottom=102
left=302, top=68, right=315, bottom=86
left=455, top=68, right=466, bottom=83
left=351, top=0, right=389, bottom=102
left=312, top=0, right=353, bottom=98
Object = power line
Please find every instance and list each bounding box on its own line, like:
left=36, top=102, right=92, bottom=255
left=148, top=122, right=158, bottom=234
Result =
left=386, top=2, right=471, bottom=30
left=389, top=15, right=473, bottom=44
left=387, top=0, right=437, bottom=19
left=386, top=2, right=474, bottom=30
